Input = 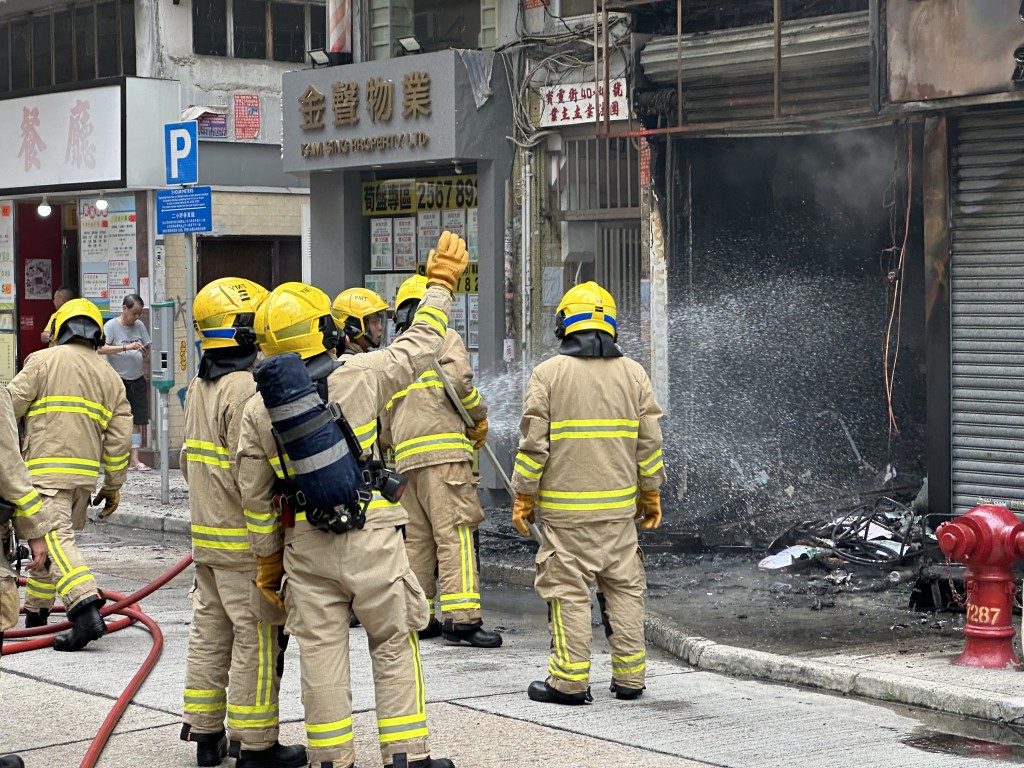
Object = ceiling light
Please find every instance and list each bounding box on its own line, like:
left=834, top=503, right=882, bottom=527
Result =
left=397, top=36, right=422, bottom=55
left=453, top=161, right=463, bottom=175
left=95, top=197, right=108, bottom=212
left=37, top=198, right=51, bottom=217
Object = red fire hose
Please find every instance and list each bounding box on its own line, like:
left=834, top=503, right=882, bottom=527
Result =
left=2, top=552, right=194, bottom=767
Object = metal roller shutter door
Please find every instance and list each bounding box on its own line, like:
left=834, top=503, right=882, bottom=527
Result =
left=951, top=109, right=1024, bottom=514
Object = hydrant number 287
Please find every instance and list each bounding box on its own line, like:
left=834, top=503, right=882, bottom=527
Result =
left=966, top=604, right=1001, bottom=625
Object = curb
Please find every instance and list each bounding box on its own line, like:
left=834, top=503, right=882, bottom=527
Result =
left=104, top=517, right=1024, bottom=725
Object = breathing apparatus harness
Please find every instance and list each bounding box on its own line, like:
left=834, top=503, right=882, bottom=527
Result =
left=265, top=354, right=407, bottom=535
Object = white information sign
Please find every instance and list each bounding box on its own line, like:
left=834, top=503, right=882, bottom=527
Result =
left=79, top=195, right=137, bottom=312
left=467, top=293, right=479, bottom=348
left=393, top=217, right=417, bottom=271
left=537, top=78, right=629, bottom=128
left=83, top=272, right=107, bottom=298
left=108, top=259, right=130, bottom=288
left=442, top=209, right=466, bottom=239
left=370, top=218, right=394, bottom=271
left=466, top=208, right=479, bottom=263
left=417, top=211, right=440, bottom=263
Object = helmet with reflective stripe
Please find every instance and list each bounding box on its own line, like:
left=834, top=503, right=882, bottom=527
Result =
left=53, top=298, right=104, bottom=348
left=555, top=281, right=617, bottom=339
left=256, top=282, right=340, bottom=359
left=393, top=275, right=428, bottom=334
left=193, top=277, right=268, bottom=350
left=331, top=287, right=389, bottom=347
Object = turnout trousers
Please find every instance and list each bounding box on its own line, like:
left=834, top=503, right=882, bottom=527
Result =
left=283, top=522, right=432, bottom=767
left=183, top=563, right=283, bottom=750
left=534, top=518, right=648, bottom=695
left=1, top=539, right=17, bottom=633
left=24, top=488, right=97, bottom=614
left=401, top=462, right=486, bottom=625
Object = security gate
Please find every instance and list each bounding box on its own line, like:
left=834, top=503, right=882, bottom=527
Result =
left=950, top=108, right=1024, bottom=514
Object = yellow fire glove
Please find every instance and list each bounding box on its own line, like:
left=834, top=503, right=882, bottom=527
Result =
left=93, top=488, right=120, bottom=519
left=636, top=488, right=662, bottom=530
left=465, top=417, right=489, bottom=449
left=256, top=552, right=286, bottom=611
left=425, top=231, right=469, bottom=291
left=512, top=493, right=536, bottom=538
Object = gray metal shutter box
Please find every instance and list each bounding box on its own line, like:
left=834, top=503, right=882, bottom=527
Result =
left=951, top=109, right=1024, bottom=514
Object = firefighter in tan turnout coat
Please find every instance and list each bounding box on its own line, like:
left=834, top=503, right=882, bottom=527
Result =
left=179, top=278, right=306, bottom=768
left=7, top=298, right=132, bottom=652
left=237, top=231, right=470, bottom=768
left=511, top=281, right=666, bottom=705
left=1, top=385, right=49, bottom=768
left=382, top=274, right=501, bottom=647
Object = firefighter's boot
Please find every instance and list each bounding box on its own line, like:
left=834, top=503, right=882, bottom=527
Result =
left=0, top=755, right=25, bottom=768
left=52, top=596, right=106, bottom=652
left=610, top=680, right=645, bottom=700
left=180, top=726, right=227, bottom=767
left=235, top=741, right=307, bottom=768
left=23, top=608, right=49, bottom=628
left=418, top=616, right=442, bottom=639
left=387, top=754, right=456, bottom=768
left=441, top=619, right=502, bottom=648
left=527, top=680, right=592, bottom=705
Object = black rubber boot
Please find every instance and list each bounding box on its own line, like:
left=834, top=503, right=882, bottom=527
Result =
left=235, top=741, right=307, bottom=768
left=527, top=680, right=592, bottom=705
left=441, top=619, right=502, bottom=648
left=0, top=755, right=25, bottom=768
left=418, top=617, right=442, bottom=639
left=387, top=754, right=456, bottom=768
left=52, top=596, right=106, bottom=652
left=23, top=608, right=49, bottom=628
left=610, top=680, right=645, bottom=700
left=180, top=725, right=227, bottom=767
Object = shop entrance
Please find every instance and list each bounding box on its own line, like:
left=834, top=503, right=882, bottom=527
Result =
left=197, top=236, right=302, bottom=290
left=16, top=202, right=64, bottom=365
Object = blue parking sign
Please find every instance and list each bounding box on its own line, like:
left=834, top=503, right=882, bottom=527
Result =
left=165, top=122, right=199, bottom=186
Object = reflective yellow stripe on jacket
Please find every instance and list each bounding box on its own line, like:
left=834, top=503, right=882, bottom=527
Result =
left=537, top=486, right=638, bottom=512
left=191, top=524, right=250, bottom=552
left=26, top=396, right=113, bottom=428
left=185, top=439, right=231, bottom=469
left=27, top=457, right=101, bottom=479
left=11, top=488, right=42, bottom=519
left=549, top=418, right=639, bottom=440
left=514, top=452, right=543, bottom=480
left=638, top=449, right=664, bottom=477
left=387, top=370, right=445, bottom=409
left=394, top=432, right=473, bottom=463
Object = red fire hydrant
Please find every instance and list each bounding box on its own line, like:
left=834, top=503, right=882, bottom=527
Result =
left=937, top=504, right=1024, bottom=669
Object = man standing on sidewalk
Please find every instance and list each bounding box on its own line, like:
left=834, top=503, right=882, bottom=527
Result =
left=99, top=294, right=152, bottom=471
left=510, top=282, right=666, bottom=705
left=382, top=274, right=502, bottom=648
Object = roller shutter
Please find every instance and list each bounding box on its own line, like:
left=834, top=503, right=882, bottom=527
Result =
left=951, top=109, right=1024, bottom=514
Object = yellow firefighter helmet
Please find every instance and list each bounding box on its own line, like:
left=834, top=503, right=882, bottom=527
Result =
left=193, top=277, right=269, bottom=350
left=331, top=287, right=389, bottom=345
left=52, top=298, right=105, bottom=348
left=256, top=282, right=339, bottom=359
left=393, top=274, right=429, bottom=333
left=555, top=281, right=617, bottom=339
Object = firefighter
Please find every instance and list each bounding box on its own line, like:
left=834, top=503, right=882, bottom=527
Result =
left=7, top=298, right=132, bottom=651
left=332, top=286, right=389, bottom=354
left=381, top=274, right=501, bottom=648
left=178, top=278, right=306, bottom=768
left=237, top=231, right=469, bottom=768
left=510, top=282, right=666, bottom=705
left=1, top=386, right=49, bottom=768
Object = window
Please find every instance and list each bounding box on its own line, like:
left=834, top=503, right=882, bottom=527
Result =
left=369, top=0, right=487, bottom=61
left=560, top=0, right=593, bottom=16
left=234, top=0, right=267, bottom=59
left=0, top=2, right=135, bottom=94
left=193, top=0, right=228, bottom=56
left=272, top=2, right=306, bottom=62
left=192, top=1, right=326, bottom=63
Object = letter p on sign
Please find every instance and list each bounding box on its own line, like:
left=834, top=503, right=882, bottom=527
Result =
left=164, top=121, right=199, bottom=186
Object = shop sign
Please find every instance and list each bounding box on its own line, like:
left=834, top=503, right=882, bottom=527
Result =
left=361, top=175, right=478, bottom=216
left=299, top=71, right=433, bottom=159
left=537, top=78, right=629, bottom=128
left=417, top=261, right=478, bottom=294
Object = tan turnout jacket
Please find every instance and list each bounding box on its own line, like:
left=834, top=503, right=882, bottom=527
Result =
left=382, top=328, right=486, bottom=472
left=511, top=353, right=666, bottom=527
left=0, top=387, right=48, bottom=540
left=180, top=369, right=258, bottom=569
left=8, top=343, right=132, bottom=494
left=238, top=286, right=454, bottom=557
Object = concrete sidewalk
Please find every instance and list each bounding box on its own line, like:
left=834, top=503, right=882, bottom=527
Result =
left=106, top=470, right=1024, bottom=729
